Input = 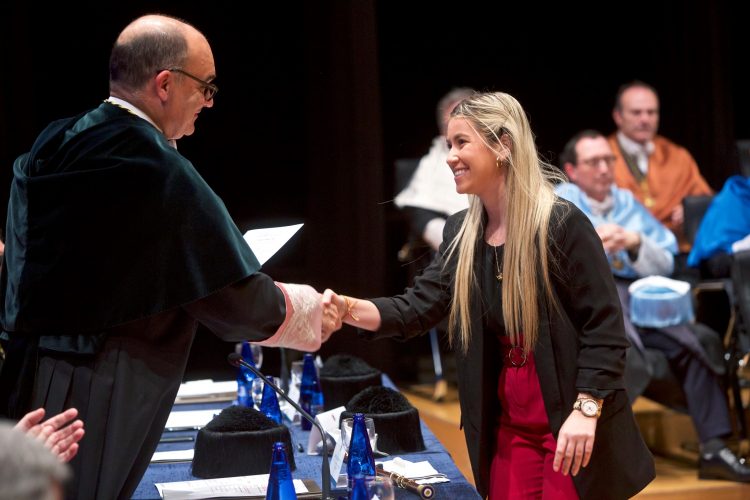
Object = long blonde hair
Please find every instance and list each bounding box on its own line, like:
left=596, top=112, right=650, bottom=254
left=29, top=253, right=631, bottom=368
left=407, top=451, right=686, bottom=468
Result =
left=444, top=92, right=564, bottom=353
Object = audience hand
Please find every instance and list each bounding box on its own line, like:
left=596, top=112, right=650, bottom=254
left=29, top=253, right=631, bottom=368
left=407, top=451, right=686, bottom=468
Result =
left=14, top=407, right=85, bottom=463
left=670, top=203, right=684, bottom=227
left=596, top=223, right=640, bottom=254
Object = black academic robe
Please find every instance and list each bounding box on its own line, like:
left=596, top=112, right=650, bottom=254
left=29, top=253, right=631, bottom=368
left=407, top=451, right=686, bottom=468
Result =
left=0, top=103, right=285, bottom=499
left=367, top=202, right=655, bottom=499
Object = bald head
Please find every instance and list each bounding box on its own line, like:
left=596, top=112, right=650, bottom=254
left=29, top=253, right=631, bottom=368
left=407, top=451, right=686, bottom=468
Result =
left=108, top=14, right=216, bottom=140
left=109, top=14, right=203, bottom=93
left=117, top=15, right=187, bottom=44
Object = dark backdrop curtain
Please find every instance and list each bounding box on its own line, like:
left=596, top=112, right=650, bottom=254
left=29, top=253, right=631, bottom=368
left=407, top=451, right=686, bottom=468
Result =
left=2, top=0, right=749, bottom=382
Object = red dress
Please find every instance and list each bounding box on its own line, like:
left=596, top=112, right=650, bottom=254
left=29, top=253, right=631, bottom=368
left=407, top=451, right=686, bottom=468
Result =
left=485, top=244, right=578, bottom=499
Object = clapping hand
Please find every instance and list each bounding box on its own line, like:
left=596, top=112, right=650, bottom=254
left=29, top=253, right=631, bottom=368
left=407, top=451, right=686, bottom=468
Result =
left=14, top=407, right=85, bottom=463
left=596, top=223, right=640, bottom=254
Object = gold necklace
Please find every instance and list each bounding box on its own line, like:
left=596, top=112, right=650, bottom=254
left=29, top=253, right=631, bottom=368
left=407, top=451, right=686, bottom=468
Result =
left=492, top=245, right=503, bottom=281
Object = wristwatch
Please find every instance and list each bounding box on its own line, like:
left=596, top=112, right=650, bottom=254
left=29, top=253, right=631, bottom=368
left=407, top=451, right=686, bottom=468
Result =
left=573, top=398, right=602, bottom=418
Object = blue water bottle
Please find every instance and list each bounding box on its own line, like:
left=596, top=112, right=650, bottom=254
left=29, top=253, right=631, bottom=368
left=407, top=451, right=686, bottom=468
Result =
left=299, top=354, right=321, bottom=430
left=265, top=442, right=297, bottom=500
left=260, top=376, right=283, bottom=424
left=346, top=413, right=376, bottom=490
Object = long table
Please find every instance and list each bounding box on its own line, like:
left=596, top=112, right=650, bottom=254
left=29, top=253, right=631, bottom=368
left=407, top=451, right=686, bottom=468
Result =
left=132, top=378, right=481, bottom=499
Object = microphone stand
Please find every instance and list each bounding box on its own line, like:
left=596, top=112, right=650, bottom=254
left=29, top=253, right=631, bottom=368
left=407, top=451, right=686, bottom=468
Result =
left=228, top=353, right=332, bottom=500
left=279, top=347, right=290, bottom=394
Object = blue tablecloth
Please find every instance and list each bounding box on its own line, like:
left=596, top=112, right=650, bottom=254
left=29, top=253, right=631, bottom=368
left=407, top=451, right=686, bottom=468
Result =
left=133, top=377, right=480, bottom=499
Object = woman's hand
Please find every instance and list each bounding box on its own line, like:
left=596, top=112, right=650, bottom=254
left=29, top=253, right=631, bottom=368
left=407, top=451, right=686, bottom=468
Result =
left=322, top=289, right=347, bottom=324
left=321, top=289, right=381, bottom=330
left=552, top=409, right=597, bottom=476
left=320, top=291, right=343, bottom=341
left=15, top=407, right=85, bottom=463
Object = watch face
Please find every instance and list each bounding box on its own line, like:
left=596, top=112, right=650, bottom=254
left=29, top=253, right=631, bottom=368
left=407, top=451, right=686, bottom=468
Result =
left=581, top=400, right=599, bottom=416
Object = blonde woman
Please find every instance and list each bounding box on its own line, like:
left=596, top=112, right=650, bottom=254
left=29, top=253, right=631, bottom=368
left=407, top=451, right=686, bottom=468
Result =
left=323, top=92, right=654, bottom=499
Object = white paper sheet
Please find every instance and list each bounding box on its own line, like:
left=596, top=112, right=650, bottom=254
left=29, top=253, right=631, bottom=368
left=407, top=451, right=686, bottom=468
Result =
left=164, top=410, right=220, bottom=431
left=151, top=448, right=195, bottom=464
left=243, top=223, right=303, bottom=265
left=176, top=379, right=238, bottom=399
left=155, top=474, right=310, bottom=499
left=379, top=457, right=449, bottom=484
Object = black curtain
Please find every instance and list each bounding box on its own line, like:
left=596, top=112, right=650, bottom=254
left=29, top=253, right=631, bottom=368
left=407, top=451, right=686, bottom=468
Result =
left=2, top=0, right=748, bottom=382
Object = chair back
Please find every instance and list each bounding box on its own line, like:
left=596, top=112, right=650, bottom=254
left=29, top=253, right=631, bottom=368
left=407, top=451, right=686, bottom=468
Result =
left=682, top=195, right=714, bottom=245
left=394, top=158, right=421, bottom=195
left=732, top=250, right=750, bottom=345
left=737, top=139, right=750, bottom=177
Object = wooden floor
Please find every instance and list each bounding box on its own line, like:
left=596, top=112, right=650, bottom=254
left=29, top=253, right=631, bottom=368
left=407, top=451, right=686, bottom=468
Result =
left=399, top=383, right=750, bottom=499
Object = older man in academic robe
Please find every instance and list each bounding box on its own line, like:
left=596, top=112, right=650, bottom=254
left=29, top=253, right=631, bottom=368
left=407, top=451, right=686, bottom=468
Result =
left=608, top=81, right=712, bottom=250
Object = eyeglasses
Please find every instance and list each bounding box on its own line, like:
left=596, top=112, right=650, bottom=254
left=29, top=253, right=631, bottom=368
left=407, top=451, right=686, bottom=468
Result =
left=578, top=155, right=617, bottom=168
left=164, top=68, right=218, bottom=101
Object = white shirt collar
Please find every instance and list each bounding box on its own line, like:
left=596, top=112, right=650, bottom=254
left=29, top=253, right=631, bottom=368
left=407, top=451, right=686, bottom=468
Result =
left=106, top=96, right=176, bottom=149
left=105, top=96, right=159, bottom=130
left=584, top=191, right=615, bottom=218
left=617, top=131, right=655, bottom=156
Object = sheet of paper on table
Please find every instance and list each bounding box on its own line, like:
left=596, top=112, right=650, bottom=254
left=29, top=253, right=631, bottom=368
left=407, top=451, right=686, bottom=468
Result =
left=379, top=457, right=450, bottom=484
left=151, top=449, right=194, bottom=464
left=306, top=405, right=346, bottom=455
left=243, top=223, right=303, bottom=265
left=175, top=379, right=237, bottom=404
left=164, top=409, right=220, bottom=431
left=156, top=474, right=315, bottom=499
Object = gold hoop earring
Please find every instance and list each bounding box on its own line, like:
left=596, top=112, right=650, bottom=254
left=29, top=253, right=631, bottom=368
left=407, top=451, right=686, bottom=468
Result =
left=496, top=156, right=501, bottom=169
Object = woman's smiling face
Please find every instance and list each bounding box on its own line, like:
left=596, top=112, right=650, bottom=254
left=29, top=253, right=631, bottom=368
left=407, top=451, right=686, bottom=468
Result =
left=446, top=117, right=504, bottom=199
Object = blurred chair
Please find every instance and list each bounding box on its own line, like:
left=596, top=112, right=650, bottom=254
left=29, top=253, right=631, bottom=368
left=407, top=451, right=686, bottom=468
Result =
left=683, top=195, right=715, bottom=248
left=728, top=251, right=750, bottom=444
left=736, top=140, right=750, bottom=177
left=683, top=195, right=731, bottom=334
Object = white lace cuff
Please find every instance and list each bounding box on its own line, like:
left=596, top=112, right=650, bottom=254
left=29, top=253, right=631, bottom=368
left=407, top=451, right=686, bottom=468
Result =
left=254, top=282, right=322, bottom=352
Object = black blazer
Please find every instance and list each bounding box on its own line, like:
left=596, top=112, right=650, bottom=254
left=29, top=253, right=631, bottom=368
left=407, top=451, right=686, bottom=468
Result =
left=368, top=200, right=655, bottom=499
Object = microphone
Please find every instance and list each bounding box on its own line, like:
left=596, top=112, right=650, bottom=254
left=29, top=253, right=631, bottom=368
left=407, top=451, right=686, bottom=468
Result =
left=228, top=352, right=332, bottom=500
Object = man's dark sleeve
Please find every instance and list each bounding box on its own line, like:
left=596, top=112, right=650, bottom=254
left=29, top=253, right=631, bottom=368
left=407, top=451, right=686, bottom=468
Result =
left=183, top=272, right=286, bottom=343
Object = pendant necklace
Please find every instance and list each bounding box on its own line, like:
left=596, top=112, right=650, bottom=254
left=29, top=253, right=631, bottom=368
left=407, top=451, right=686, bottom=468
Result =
left=492, top=245, right=503, bottom=282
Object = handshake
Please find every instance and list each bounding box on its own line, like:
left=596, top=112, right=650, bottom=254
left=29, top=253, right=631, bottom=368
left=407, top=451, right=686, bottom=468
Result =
left=250, top=283, right=380, bottom=365
left=320, top=288, right=351, bottom=342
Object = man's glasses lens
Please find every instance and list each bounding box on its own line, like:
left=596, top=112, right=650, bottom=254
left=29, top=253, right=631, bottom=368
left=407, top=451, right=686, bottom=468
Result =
left=166, top=68, right=218, bottom=100
left=581, top=155, right=616, bottom=168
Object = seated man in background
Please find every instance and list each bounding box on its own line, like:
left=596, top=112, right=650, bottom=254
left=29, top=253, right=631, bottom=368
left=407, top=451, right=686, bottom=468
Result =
left=556, top=129, right=750, bottom=483
left=608, top=81, right=712, bottom=251
left=394, top=87, right=473, bottom=252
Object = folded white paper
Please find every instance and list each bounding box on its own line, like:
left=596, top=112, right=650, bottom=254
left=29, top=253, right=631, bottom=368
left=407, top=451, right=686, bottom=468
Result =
left=164, top=410, right=220, bottom=431
left=156, top=474, right=310, bottom=499
left=307, top=406, right=346, bottom=455
left=175, top=379, right=237, bottom=400
left=151, top=449, right=194, bottom=464
left=243, top=223, right=303, bottom=265
left=379, top=457, right=449, bottom=484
